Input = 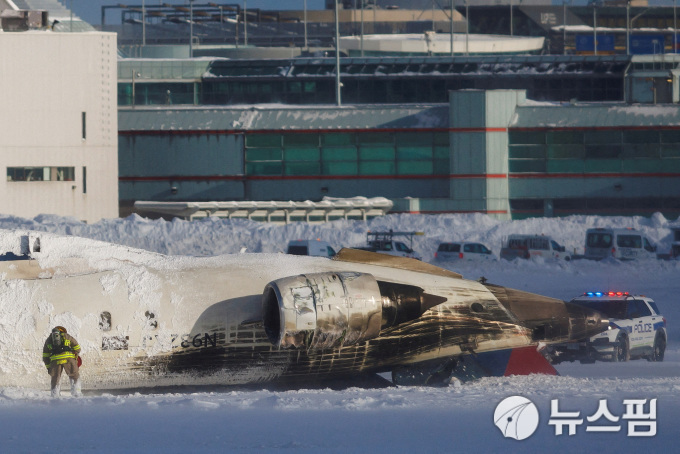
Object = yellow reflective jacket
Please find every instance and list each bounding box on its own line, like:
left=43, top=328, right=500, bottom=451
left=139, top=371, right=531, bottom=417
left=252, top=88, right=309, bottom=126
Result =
left=42, top=333, right=81, bottom=367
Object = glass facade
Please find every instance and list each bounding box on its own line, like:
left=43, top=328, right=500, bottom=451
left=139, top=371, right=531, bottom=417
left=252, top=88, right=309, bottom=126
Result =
left=118, top=82, right=196, bottom=106
left=508, top=128, right=680, bottom=174
left=118, top=56, right=629, bottom=107
left=244, top=131, right=449, bottom=177
left=508, top=127, right=680, bottom=218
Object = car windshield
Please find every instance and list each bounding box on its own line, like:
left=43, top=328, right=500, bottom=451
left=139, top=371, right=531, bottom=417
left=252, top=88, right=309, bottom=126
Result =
left=570, top=299, right=626, bottom=319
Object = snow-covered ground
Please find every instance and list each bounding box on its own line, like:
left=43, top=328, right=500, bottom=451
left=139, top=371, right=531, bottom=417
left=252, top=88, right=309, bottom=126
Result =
left=1, top=212, right=679, bottom=453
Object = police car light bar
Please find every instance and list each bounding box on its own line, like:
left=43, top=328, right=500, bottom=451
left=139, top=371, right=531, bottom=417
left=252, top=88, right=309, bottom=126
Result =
left=584, top=291, right=629, bottom=297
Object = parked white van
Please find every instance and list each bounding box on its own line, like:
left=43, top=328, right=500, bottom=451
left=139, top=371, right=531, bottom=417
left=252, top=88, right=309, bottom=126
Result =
left=500, top=234, right=571, bottom=261
left=584, top=228, right=656, bottom=260
left=286, top=240, right=337, bottom=257
left=434, top=242, right=494, bottom=262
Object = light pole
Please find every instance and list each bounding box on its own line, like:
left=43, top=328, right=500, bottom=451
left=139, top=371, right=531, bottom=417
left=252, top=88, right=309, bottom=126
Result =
left=450, top=0, right=454, bottom=57
left=510, top=0, right=513, bottom=37
left=142, top=0, right=146, bottom=46
left=335, top=0, right=341, bottom=106
left=465, top=0, right=469, bottom=56
left=563, top=0, right=567, bottom=56
left=630, top=8, right=650, bottom=54
left=189, top=0, right=194, bottom=58
left=244, top=0, right=248, bottom=46
left=304, top=0, right=308, bottom=50
left=626, top=0, right=630, bottom=56
left=592, top=1, right=597, bottom=56
left=361, top=0, right=364, bottom=57
left=432, top=0, right=435, bottom=32
left=675, top=0, right=678, bottom=54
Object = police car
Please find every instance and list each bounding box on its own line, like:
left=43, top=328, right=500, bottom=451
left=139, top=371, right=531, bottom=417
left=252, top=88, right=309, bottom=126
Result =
left=548, top=291, right=667, bottom=364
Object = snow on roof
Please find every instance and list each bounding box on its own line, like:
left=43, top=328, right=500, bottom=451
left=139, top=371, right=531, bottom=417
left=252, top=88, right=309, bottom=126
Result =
left=118, top=104, right=449, bottom=132
left=512, top=103, right=680, bottom=128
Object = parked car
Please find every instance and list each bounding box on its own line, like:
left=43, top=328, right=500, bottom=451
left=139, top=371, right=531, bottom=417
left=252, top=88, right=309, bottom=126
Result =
left=434, top=242, right=494, bottom=262
left=584, top=228, right=656, bottom=260
left=547, top=291, right=667, bottom=364
left=286, top=240, right=336, bottom=257
left=499, top=234, right=571, bottom=261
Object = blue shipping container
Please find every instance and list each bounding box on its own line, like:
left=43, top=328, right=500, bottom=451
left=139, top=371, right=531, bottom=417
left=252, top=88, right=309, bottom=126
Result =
left=629, top=35, right=666, bottom=54
left=575, top=34, right=615, bottom=52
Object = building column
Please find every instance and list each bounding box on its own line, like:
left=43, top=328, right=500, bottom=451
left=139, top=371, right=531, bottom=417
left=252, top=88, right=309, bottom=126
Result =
left=448, top=89, right=526, bottom=220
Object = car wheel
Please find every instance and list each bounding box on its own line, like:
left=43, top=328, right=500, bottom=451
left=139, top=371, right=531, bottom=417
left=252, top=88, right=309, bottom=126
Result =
left=612, top=335, right=630, bottom=362
left=651, top=334, right=666, bottom=362
left=579, top=358, right=596, bottom=364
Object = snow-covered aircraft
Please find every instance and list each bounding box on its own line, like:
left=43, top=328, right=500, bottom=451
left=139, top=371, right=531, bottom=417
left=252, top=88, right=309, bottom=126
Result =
left=0, top=231, right=608, bottom=390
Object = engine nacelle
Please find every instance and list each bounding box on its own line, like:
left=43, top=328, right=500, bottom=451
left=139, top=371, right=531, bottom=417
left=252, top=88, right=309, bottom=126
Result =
left=263, top=272, right=383, bottom=349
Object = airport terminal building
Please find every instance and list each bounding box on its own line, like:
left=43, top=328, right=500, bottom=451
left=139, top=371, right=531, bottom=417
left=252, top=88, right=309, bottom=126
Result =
left=120, top=55, right=680, bottom=220
left=3, top=1, right=680, bottom=222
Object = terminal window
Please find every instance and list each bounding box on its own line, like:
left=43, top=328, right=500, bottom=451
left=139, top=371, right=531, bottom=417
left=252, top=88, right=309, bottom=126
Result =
left=510, top=127, right=680, bottom=174
left=245, top=132, right=449, bottom=177
left=7, top=167, right=75, bottom=182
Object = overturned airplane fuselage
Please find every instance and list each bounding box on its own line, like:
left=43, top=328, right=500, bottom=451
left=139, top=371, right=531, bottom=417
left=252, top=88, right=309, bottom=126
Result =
left=0, top=232, right=608, bottom=389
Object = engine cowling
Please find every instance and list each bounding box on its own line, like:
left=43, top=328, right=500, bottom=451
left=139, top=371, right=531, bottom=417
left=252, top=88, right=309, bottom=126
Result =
left=263, top=272, right=383, bottom=350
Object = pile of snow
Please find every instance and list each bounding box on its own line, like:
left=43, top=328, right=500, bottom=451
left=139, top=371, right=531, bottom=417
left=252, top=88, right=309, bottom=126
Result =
left=2, top=211, right=675, bottom=258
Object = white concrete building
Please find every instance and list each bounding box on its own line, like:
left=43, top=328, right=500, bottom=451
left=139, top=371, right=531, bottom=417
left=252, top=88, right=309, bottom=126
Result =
left=0, top=30, right=118, bottom=223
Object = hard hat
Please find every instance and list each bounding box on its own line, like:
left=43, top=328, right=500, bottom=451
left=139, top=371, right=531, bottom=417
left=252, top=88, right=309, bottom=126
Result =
left=52, top=326, right=67, bottom=334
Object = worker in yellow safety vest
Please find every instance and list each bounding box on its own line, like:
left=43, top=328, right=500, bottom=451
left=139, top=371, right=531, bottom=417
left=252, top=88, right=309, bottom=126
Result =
left=42, top=326, right=82, bottom=397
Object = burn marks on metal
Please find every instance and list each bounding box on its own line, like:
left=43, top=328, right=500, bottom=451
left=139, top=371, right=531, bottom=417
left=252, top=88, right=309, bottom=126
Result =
left=147, top=277, right=603, bottom=386
left=159, top=303, right=524, bottom=384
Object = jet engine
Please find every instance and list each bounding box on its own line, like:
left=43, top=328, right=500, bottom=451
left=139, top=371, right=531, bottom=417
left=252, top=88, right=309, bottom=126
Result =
left=263, top=272, right=384, bottom=349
